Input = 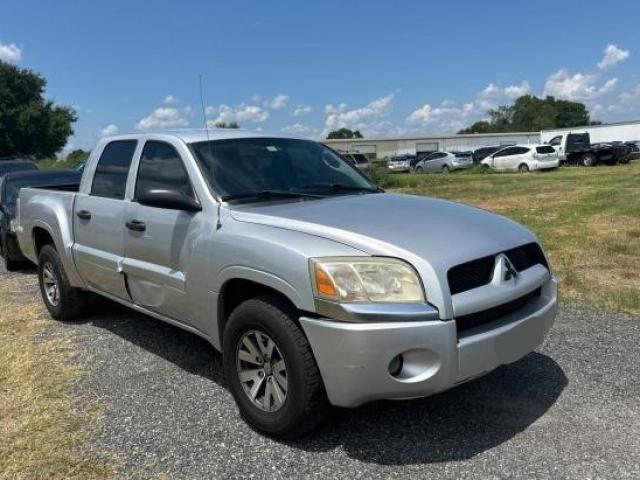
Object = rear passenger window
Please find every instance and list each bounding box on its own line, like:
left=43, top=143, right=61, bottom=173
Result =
left=536, top=146, right=556, bottom=154
left=91, top=140, right=137, bottom=199
left=135, top=141, right=194, bottom=200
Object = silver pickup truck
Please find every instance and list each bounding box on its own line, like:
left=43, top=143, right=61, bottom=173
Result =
left=17, top=130, right=557, bottom=438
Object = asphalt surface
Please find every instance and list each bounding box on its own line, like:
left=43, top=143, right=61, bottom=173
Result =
left=4, top=265, right=640, bottom=479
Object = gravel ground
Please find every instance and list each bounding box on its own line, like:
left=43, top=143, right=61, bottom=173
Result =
left=5, top=266, right=640, bottom=479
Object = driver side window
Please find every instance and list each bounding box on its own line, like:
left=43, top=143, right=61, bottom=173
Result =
left=135, top=141, right=195, bottom=201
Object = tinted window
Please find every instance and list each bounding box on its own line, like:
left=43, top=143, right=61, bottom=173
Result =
left=352, top=153, right=369, bottom=164
left=514, top=147, right=530, bottom=154
left=0, top=162, right=37, bottom=176
left=549, top=136, right=562, bottom=146
left=494, top=147, right=518, bottom=157
left=91, top=140, right=137, bottom=199
left=536, top=146, right=556, bottom=154
left=135, top=141, right=194, bottom=200
left=429, top=152, right=447, bottom=160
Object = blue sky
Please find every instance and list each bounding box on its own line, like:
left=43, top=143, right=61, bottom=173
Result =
left=2, top=0, right=640, bottom=152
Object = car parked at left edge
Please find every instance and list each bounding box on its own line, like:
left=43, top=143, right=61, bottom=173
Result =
left=1, top=169, right=81, bottom=270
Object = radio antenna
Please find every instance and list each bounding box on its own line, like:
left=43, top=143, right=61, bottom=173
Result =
left=199, top=75, right=223, bottom=229
left=199, top=74, right=211, bottom=143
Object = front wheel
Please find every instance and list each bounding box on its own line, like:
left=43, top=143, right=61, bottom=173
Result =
left=581, top=153, right=597, bottom=167
left=442, top=165, right=450, bottom=173
left=223, top=295, right=329, bottom=438
left=518, top=163, right=530, bottom=173
left=37, top=245, right=88, bottom=321
left=415, top=166, right=424, bottom=173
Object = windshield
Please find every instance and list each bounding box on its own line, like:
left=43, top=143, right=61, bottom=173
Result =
left=190, top=137, right=377, bottom=200
left=4, top=173, right=80, bottom=204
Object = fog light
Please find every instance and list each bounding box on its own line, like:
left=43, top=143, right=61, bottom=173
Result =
left=388, top=354, right=404, bottom=377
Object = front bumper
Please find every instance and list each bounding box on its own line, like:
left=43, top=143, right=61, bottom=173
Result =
left=387, top=164, right=410, bottom=173
left=300, top=277, right=557, bottom=407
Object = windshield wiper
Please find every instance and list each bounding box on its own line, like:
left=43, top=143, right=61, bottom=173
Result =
left=300, top=183, right=382, bottom=193
left=221, top=190, right=323, bottom=202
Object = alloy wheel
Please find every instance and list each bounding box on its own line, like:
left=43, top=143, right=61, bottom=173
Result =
left=236, top=330, right=288, bottom=412
left=42, top=262, right=60, bottom=306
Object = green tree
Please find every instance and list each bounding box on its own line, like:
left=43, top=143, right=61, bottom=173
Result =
left=458, top=95, right=599, bottom=134
left=0, top=61, right=76, bottom=158
left=65, top=149, right=90, bottom=164
left=327, top=128, right=363, bottom=139
left=214, top=121, right=240, bottom=128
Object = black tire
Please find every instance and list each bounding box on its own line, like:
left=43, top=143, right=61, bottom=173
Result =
left=223, top=295, right=329, bottom=438
left=37, top=244, right=88, bottom=321
left=4, top=257, right=21, bottom=272
left=442, top=165, right=450, bottom=173
left=518, top=163, right=530, bottom=173
left=415, top=166, right=424, bottom=173
left=581, top=153, right=597, bottom=167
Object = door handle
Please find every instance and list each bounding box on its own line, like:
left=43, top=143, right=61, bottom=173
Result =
left=76, top=210, right=92, bottom=220
left=125, top=219, right=146, bottom=232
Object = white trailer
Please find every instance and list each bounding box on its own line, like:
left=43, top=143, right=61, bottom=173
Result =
left=541, top=120, right=640, bottom=144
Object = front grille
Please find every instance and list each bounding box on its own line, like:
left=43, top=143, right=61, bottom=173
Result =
left=447, top=242, right=548, bottom=295
left=455, top=287, right=541, bottom=333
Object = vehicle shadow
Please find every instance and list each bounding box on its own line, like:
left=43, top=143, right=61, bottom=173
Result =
left=78, top=298, right=567, bottom=466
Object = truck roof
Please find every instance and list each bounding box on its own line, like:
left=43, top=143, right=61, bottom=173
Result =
left=102, top=128, right=300, bottom=144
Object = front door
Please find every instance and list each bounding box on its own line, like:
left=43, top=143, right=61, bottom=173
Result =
left=72, top=140, right=138, bottom=300
left=121, top=140, right=203, bottom=324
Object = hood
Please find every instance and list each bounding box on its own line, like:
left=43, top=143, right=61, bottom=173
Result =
left=229, top=193, right=535, bottom=271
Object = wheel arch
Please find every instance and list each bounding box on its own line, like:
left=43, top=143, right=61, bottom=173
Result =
left=214, top=267, right=308, bottom=349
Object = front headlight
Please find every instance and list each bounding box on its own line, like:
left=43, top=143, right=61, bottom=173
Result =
left=310, top=257, right=425, bottom=303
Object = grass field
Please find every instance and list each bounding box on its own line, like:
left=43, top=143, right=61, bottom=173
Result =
left=379, top=162, right=640, bottom=315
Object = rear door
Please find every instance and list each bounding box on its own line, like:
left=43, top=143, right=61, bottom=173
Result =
left=548, top=135, right=565, bottom=160
left=492, top=146, right=521, bottom=170
left=72, top=140, right=137, bottom=299
left=122, top=140, right=204, bottom=324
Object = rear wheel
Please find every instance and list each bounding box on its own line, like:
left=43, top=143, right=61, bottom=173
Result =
left=441, top=165, right=450, bottom=173
left=581, top=153, right=597, bottom=167
left=223, top=295, right=329, bottom=438
left=415, top=166, right=424, bottom=173
left=518, top=163, right=530, bottom=173
left=37, top=245, right=88, bottom=321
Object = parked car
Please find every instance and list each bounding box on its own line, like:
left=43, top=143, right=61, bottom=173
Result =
left=17, top=130, right=557, bottom=438
left=547, top=133, right=628, bottom=166
left=624, top=141, right=640, bottom=161
left=340, top=152, right=372, bottom=174
left=472, top=146, right=502, bottom=164
left=481, top=145, right=559, bottom=172
left=414, top=151, right=474, bottom=173
left=1, top=169, right=81, bottom=270
left=0, top=160, right=38, bottom=177
left=387, top=154, right=412, bottom=173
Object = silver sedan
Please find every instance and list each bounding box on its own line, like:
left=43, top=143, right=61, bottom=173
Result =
left=414, top=151, right=474, bottom=173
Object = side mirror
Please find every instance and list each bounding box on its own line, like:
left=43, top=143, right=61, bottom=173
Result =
left=137, top=188, right=201, bottom=212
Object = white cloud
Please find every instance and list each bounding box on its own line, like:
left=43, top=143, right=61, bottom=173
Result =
left=0, top=41, right=22, bottom=63
left=293, top=104, right=312, bottom=117
left=479, top=81, right=531, bottom=101
left=543, top=69, right=617, bottom=101
left=322, top=94, right=394, bottom=137
left=99, top=124, right=119, bottom=136
left=281, top=123, right=320, bottom=138
left=163, top=95, right=177, bottom=104
left=264, top=94, right=289, bottom=110
left=208, top=103, right=269, bottom=125
left=136, top=106, right=192, bottom=130
left=598, top=44, right=630, bottom=70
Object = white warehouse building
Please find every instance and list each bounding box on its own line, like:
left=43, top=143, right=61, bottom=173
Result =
left=323, top=132, right=541, bottom=160
left=540, top=120, right=640, bottom=144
